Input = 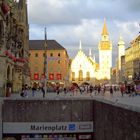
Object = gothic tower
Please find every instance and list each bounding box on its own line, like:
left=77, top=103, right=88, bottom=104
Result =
left=98, top=19, right=112, bottom=80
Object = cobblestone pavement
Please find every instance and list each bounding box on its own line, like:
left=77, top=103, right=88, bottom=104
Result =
left=5, top=90, right=140, bottom=110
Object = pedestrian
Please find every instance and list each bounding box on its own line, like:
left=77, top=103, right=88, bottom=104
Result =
left=102, top=85, right=106, bottom=95
left=97, top=85, right=101, bottom=94
left=110, top=86, right=113, bottom=95
left=131, top=85, right=135, bottom=97
left=64, top=87, right=67, bottom=94
left=20, top=86, right=28, bottom=97
left=120, top=84, right=125, bottom=97
left=56, top=85, right=60, bottom=95
left=41, top=86, right=45, bottom=98
left=32, top=84, right=36, bottom=97
left=20, top=87, right=25, bottom=97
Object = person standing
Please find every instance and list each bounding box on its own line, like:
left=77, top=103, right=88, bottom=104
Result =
left=120, top=84, right=125, bottom=97
left=32, top=83, right=37, bottom=97
left=41, top=86, right=45, bottom=98
left=110, top=86, right=113, bottom=95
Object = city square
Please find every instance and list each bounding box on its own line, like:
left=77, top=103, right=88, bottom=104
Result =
left=0, top=0, right=140, bottom=140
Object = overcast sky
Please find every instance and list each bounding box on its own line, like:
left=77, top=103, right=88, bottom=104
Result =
left=27, top=0, right=140, bottom=64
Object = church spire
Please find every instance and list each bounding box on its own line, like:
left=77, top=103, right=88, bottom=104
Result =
left=79, top=40, right=82, bottom=50
left=89, top=49, right=92, bottom=57
left=102, top=18, right=108, bottom=35
left=118, top=34, right=125, bottom=45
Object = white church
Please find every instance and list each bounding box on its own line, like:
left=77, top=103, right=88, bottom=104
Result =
left=70, top=20, right=113, bottom=85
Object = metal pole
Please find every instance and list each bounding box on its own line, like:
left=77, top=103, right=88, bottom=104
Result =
left=44, top=27, right=47, bottom=97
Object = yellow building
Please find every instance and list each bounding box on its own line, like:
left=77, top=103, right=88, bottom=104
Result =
left=29, top=40, right=69, bottom=87
left=125, top=35, right=140, bottom=81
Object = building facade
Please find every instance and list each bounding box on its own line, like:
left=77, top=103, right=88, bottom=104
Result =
left=70, top=20, right=112, bottom=85
left=0, top=0, right=29, bottom=96
left=98, top=19, right=112, bottom=80
left=29, top=40, right=69, bottom=87
left=70, top=41, right=97, bottom=85
left=130, top=35, right=140, bottom=80
left=125, top=47, right=133, bottom=82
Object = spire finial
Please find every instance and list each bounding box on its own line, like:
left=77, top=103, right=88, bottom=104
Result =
left=102, top=18, right=108, bottom=35
left=89, top=49, right=92, bottom=56
left=79, top=40, right=82, bottom=50
left=119, top=34, right=123, bottom=40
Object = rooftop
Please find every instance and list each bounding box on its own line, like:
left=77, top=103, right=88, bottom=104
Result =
left=29, top=40, right=66, bottom=51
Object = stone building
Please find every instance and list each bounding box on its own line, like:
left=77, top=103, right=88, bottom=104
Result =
left=0, top=0, right=30, bottom=96
left=29, top=40, right=69, bottom=87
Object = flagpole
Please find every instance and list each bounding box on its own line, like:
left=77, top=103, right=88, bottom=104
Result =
left=44, top=27, right=47, bottom=97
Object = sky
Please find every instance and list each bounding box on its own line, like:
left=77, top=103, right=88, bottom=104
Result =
left=27, top=0, right=140, bottom=64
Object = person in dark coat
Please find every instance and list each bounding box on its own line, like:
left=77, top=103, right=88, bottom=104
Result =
left=110, top=86, right=113, bottom=95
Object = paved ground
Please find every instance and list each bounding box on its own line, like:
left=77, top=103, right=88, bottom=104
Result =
left=6, top=90, right=140, bottom=111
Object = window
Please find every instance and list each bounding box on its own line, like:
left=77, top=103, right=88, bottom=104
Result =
left=72, top=72, right=75, bottom=81
left=35, top=53, right=38, bottom=57
left=50, top=53, right=53, bottom=57
left=49, top=74, right=54, bottom=80
left=58, top=53, right=60, bottom=57
left=86, top=72, right=90, bottom=81
left=79, top=70, right=83, bottom=81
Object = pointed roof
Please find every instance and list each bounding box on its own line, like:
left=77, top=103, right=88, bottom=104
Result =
left=102, top=19, right=108, bottom=35
left=79, top=40, right=82, bottom=50
left=118, top=35, right=125, bottom=45
left=89, top=49, right=92, bottom=57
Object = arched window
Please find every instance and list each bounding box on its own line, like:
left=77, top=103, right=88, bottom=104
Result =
left=72, top=72, right=75, bottom=81
left=79, top=70, right=83, bottom=81
left=86, top=72, right=90, bottom=81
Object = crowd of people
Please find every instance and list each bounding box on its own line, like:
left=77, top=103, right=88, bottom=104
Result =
left=20, top=82, right=139, bottom=98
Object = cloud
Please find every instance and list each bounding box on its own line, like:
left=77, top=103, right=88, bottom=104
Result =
left=28, top=0, right=140, bottom=26
left=27, top=0, right=140, bottom=66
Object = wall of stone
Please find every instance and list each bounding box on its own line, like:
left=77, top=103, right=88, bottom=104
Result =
left=3, top=99, right=93, bottom=122
left=0, top=100, right=3, bottom=140
left=2, top=99, right=140, bottom=140
left=93, top=100, right=140, bottom=140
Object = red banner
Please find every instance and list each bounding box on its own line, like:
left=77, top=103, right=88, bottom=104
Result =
left=34, top=73, right=39, bottom=80
left=57, top=74, right=61, bottom=80
left=49, top=74, right=54, bottom=80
